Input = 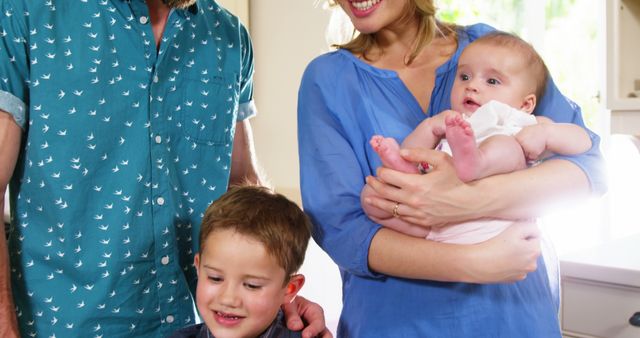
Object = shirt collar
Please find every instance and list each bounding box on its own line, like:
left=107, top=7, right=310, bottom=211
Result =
left=116, top=0, right=199, bottom=15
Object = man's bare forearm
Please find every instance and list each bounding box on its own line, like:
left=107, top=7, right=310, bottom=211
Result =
left=0, top=110, right=21, bottom=336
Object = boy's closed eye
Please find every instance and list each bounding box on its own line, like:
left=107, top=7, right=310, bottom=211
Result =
left=243, top=282, right=263, bottom=290
left=207, top=275, right=223, bottom=283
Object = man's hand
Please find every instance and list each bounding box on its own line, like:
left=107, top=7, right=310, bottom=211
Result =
left=282, top=295, right=332, bottom=338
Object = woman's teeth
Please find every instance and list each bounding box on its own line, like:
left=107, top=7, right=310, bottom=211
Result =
left=352, top=0, right=381, bottom=11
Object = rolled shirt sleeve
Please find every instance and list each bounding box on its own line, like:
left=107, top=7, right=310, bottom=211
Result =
left=0, top=0, right=28, bottom=129
left=237, top=22, right=255, bottom=121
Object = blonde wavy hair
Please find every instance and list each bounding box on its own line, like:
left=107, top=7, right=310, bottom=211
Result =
left=326, top=0, right=458, bottom=65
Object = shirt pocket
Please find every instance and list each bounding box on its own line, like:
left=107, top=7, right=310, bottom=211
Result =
left=180, top=72, right=239, bottom=145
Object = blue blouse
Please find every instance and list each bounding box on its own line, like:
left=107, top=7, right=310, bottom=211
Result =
left=298, top=24, right=605, bottom=337
left=0, top=0, right=254, bottom=337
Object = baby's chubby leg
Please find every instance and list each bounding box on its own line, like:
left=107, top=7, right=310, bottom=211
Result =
left=370, top=135, right=420, bottom=174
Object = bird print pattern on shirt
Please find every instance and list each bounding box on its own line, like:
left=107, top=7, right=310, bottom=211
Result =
left=0, top=0, right=252, bottom=337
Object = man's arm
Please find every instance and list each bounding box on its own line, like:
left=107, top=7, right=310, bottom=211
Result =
left=0, top=110, right=21, bottom=338
left=229, top=119, right=265, bottom=186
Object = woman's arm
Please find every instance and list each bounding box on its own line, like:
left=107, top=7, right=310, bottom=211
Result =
left=366, top=147, right=590, bottom=226
left=369, top=221, right=541, bottom=282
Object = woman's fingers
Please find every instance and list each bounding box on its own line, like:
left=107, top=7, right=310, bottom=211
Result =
left=366, top=148, right=465, bottom=227
left=375, top=148, right=454, bottom=190
left=365, top=175, right=405, bottom=204
left=501, top=220, right=541, bottom=275
left=469, top=220, right=542, bottom=283
left=399, top=148, right=451, bottom=170
left=363, top=190, right=423, bottom=219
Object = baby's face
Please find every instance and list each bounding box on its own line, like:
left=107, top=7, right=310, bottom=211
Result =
left=450, top=42, right=533, bottom=115
left=195, top=229, right=288, bottom=338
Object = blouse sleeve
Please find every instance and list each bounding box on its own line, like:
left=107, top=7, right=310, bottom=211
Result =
left=534, top=77, right=607, bottom=196
left=297, top=60, right=383, bottom=279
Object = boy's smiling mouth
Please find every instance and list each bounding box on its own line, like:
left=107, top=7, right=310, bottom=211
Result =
left=214, top=310, right=245, bottom=326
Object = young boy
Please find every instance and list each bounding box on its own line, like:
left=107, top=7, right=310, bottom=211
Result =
left=362, top=31, right=593, bottom=243
left=170, top=185, right=312, bottom=338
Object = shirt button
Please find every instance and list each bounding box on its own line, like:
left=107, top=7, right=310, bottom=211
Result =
left=161, top=256, right=169, bottom=265
left=157, top=197, right=165, bottom=205
left=155, top=135, right=162, bottom=144
left=153, top=75, right=159, bottom=83
left=139, top=16, right=149, bottom=24
left=166, top=315, right=174, bottom=323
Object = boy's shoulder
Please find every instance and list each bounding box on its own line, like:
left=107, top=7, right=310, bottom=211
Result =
left=260, top=309, right=303, bottom=338
left=168, top=323, right=208, bottom=338
left=167, top=311, right=301, bottom=338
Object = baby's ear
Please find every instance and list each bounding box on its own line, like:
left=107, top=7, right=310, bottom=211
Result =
left=520, top=94, right=537, bottom=113
left=283, top=274, right=305, bottom=304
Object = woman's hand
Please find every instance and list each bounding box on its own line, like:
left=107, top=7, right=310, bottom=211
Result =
left=282, top=295, right=333, bottom=338
left=464, top=220, right=541, bottom=283
left=365, top=147, right=480, bottom=227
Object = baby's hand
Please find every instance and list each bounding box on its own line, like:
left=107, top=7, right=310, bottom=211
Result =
left=516, top=124, right=548, bottom=161
left=431, top=110, right=460, bottom=137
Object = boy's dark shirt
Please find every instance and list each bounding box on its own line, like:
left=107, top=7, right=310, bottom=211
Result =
left=169, top=310, right=301, bottom=338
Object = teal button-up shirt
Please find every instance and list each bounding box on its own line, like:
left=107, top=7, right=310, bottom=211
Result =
left=0, top=0, right=255, bottom=336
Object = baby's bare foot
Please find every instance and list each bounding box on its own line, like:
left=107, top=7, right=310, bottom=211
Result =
left=445, top=115, right=480, bottom=182
left=370, top=135, right=420, bottom=173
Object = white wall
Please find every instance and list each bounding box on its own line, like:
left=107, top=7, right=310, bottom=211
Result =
left=248, top=0, right=343, bottom=333
left=216, top=0, right=250, bottom=28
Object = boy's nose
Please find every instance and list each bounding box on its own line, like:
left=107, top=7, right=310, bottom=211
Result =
left=219, top=284, right=241, bottom=308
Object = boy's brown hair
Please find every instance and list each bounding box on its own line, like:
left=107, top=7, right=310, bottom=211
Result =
left=473, top=31, right=550, bottom=101
left=199, top=184, right=312, bottom=281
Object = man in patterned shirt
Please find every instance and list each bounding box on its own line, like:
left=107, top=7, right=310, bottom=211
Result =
left=0, top=0, right=330, bottom=337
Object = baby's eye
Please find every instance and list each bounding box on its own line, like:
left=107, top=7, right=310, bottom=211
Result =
left=487, top=78, right=500, bottom=85
left=244, top=283, right=262, bottom=290
left=459, top=73, right=470, bottom=81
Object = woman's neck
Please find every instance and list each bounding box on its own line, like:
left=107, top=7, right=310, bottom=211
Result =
left=372, top=15, right=421, bottom=60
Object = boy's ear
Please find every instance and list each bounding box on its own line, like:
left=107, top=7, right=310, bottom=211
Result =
left=283, top=274, right=305, bottom=304
left=194, top=253, right=200, bottom=274
left=520, top=94, right=537, bottom=113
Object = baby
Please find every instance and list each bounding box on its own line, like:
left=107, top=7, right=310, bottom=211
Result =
left=362, top=31, right=592, bottom=243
